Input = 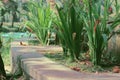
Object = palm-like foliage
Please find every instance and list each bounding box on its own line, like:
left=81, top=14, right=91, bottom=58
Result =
left=55, top=0, right=84, bottom=61
left=115, top=0, right=119, bottom=15
left=26, top=0, right=53, bottom=45
left=83, top=0, right=120, bottom=65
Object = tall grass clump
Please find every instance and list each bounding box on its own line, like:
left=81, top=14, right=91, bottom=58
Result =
left=55, top=0, right=84, bottom=61
left=26, top=0, right=53, bottom=45
left=83, top=0, right=120, bottom=65
left=115, top=0, right=119, bottom=15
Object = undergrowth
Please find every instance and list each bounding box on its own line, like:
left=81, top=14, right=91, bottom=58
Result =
left=45, top=53, right=114, bottom=73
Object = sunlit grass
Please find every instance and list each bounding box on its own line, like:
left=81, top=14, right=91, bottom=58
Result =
left=1, top=36, right=12, bottom=76
left=1, top=45, right=10, bottom=66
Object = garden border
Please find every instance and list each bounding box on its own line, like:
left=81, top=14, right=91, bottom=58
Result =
left=10, top=39, right=120, bottom=80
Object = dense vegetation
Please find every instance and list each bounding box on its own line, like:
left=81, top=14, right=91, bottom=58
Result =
left=27, top=0, right=120, bottom=65
left=26, top=0, right=120, bottom=67
left=0, top=0, right=120, bottom=79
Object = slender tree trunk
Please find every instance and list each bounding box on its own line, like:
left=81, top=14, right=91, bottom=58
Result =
left=12, top=12, right=17, bottom=27
left=0, top=39, right=6, bottom=79
left=0, top=55, right=6, bottom=78
left=0, top=16, right=5, bottom=29
left=11, top=14, right=14, bottom=27
left=0, top=21, right=3, bottom=28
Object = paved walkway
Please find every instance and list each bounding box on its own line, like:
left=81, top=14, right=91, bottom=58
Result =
left=11, top=40, right=120, bottom=80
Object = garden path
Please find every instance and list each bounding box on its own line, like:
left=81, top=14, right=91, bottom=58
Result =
left=10, top=39, right=120, bottom=80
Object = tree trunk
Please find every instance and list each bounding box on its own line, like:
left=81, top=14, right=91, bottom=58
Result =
left=12, top=12, right=17, bottom=27
left=0, top=55, right=6, bottom=78
left=0, top=16, right=5, bottom=29
left=0, top=38, right=6, bottom=79
left=11, top=14, right=14, bottom=27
